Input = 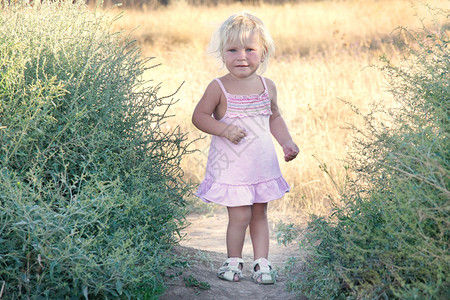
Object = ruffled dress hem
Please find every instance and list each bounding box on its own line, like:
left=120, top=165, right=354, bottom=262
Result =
left=195, top=176, right=290, bottom=207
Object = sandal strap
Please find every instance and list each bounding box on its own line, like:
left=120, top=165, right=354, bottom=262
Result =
left=224, top=257, right=244, bottom=267
left=252, top=258, right=272, bottom=270
left=221, top=257, right=244, bottom=273
left=218, top=266, right=243, bottom=276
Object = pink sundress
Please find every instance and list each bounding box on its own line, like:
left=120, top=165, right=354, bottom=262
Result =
left=195, top=76, right=290, bottom=207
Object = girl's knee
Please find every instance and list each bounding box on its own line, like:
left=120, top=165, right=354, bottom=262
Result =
left=252, top=203, right=268, bottom=218
left=228, top=206, right=252, bottom=227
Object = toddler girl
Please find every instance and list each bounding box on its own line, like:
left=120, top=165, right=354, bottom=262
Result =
left=192, top=11, right=299, bottom=284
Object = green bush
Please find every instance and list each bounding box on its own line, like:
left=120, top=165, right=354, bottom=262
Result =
left=0, top=0, right=191, bottom=298
left=287, top=8, right=449, bottom=300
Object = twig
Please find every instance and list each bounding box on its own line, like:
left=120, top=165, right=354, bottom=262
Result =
left=0, top=280, right=5, bottom=299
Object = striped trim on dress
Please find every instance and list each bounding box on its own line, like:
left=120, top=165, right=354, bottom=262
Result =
left=215, top=77, right=272, bottom=118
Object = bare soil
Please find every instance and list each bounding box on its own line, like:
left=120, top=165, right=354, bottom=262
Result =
left=160, top=212, right=306, bottom=300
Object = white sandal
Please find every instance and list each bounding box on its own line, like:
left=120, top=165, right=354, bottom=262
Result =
left=217, top=257, right=244, bottom=282
left=252, top=258, right=275, bottom=284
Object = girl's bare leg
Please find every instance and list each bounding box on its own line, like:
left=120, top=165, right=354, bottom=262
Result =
left=226, top=205, right=252, bottom=258
left=249, top=203, right=269, bottom=260
left=225, top=205, right=251, bottom=281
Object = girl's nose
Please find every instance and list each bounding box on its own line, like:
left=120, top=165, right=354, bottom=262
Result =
left=237, top=49, right=246, bottom=59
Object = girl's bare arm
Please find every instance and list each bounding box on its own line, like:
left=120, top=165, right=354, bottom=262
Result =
left=192, top=81, right=246, bottom=144
left=267, top=79, right=299, bottom=161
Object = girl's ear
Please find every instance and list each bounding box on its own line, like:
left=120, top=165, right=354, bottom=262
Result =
left=260, top=48, right=267, bottom=62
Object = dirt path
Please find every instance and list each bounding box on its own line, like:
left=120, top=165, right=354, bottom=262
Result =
left=160, top=212, right=306, bottom=299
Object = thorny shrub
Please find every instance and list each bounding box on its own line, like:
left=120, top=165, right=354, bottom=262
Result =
left=0, top=0, right=192, bottom=298
left=287, top=6, right=449, bottom=300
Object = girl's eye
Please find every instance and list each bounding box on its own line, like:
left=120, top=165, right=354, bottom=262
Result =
left=228, top=49, right=236, bottom=52
left=246, top=48, right=255, bottom=52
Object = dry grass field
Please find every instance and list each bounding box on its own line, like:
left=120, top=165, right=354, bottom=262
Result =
left=109, top=0, right=449, bottom=219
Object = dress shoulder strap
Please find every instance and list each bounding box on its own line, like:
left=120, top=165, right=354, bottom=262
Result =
left=260, top=76, right=269, bottom=92
left=214, top=78, right=228, bottom=95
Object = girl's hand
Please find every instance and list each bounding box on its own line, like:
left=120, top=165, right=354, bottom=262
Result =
left=224, top=125, right=247, bottom=144
left=282, top=140, right=299, bottom=162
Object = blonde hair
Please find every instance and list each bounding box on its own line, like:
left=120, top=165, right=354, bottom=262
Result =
left=213, top=11, right=275, bottom=74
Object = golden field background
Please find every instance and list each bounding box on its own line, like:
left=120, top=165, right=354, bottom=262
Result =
left=110, top=0, right=449, bottom=220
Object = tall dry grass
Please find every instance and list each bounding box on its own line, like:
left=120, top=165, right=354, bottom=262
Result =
left=109, top=0, right=449, bottom=220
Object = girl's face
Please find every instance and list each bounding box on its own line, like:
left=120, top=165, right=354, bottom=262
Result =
left=223, top=31, right=264, bottom=79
